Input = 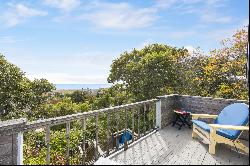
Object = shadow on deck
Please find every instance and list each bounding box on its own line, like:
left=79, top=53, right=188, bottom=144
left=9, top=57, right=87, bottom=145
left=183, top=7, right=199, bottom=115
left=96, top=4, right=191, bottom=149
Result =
left=109, top=125, right=249, bottom=165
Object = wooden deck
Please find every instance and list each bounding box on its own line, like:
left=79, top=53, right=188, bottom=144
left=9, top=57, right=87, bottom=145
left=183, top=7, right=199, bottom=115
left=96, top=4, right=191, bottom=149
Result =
left=109, top=126, right=249, bottom=165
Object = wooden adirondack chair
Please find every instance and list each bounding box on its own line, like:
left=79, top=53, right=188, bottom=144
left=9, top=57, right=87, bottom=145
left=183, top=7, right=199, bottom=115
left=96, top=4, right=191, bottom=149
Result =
left=191, top=103, right=249, bottom=155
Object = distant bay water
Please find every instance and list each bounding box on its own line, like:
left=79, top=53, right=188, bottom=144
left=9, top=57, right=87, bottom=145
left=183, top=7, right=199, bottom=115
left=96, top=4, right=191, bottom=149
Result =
left=55, top=84, right=112, bottom=90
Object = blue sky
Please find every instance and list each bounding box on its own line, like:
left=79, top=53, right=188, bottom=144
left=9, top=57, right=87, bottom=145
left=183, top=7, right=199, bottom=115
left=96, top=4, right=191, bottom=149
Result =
left=0, top=0, right=249, bottom=84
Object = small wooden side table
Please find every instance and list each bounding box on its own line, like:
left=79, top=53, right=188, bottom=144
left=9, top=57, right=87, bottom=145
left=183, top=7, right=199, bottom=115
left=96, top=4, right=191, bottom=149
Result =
left=172, top=109, right=192, bottom=130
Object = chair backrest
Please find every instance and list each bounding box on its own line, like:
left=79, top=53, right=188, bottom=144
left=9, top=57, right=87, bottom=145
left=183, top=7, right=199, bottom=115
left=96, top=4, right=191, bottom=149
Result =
left=214, top=103, right=249, bottom=139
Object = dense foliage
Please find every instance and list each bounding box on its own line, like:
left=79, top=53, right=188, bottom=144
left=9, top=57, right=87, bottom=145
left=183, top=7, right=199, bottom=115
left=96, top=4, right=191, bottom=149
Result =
left=108, top=28, right=248, bottom=100
left=181, top=28, right=248, bottom=100
left=108, top=44, right=189, bottom=100
left=0, top=54, right=55, bottom=120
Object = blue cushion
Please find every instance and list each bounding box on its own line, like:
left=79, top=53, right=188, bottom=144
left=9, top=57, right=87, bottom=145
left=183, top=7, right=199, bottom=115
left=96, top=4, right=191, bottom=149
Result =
left=192, top=103, right=249, bottom=140
left=192, top=120, right=238, bottom=139
left=192, top=120, right=210, bottom=132
left=214, top=103, right=249, bottom=139
left=119, top=131, right=133, bottom=144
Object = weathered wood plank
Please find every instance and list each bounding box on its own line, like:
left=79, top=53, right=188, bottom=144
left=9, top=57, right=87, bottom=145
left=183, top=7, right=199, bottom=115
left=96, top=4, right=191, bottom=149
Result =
left=109, top=126, right=249, bottom=165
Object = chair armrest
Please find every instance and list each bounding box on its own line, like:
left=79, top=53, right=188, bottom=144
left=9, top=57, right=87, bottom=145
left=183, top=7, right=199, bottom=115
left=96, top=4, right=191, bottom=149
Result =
left=209, top=124, right=249, bottom=131
left=191, top=114, right=218, bottom=120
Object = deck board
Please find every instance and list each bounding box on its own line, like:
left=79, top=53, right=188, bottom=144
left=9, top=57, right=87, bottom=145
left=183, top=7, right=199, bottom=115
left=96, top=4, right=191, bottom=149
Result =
left=109, top=126, right=249, bottom=165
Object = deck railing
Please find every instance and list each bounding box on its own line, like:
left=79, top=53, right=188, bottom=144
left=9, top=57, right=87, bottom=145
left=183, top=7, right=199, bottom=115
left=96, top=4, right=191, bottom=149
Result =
left=0, top=99, right=158, bottom=165
left=2, top=94, right=247, bottom=165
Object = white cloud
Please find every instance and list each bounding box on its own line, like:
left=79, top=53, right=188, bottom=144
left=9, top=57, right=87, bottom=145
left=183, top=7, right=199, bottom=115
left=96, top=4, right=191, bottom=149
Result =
left=184, top=45, right=199, bottom=56
left=155, top=0, right=178, bottom=9
left=205, top=0, right=221, bottom=5
left=200, top=12, right=232, bottom=24
left=0, top=4, right=47, bottom=27
left=78, top=2, right=158, bottom=30
left=155, top=0, right=212, bottom=9
left=204, top=19, right=248, bottom=43
left=160, top=0, right=232, bottom=24
left=43, top=0, right=81, bottom=12
left=15, top=4, right=46, bottom=17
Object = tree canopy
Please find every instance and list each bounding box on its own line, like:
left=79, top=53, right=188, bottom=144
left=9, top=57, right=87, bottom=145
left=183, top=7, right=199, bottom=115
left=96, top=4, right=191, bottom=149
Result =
left=182, top=28, right=248, bottom=99
left=108, top=28, right=248, bottom=101
left=0, top=54, right=55, bottom=120
left=108, top=44, right=189, bottom=100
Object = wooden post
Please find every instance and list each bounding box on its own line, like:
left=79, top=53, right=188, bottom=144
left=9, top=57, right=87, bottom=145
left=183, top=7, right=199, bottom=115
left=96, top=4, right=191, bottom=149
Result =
left=156, top=99, right=161, bottom=129
left=17, top=132, right=23, bottom=165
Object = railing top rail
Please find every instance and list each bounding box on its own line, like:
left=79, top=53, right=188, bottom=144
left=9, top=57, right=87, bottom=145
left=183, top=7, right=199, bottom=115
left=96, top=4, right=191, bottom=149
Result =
left=156, top=94, right=249, bottom=103
left=0, top=118, right=26, bottom=132
left=1, top=98, right=158, bottom=133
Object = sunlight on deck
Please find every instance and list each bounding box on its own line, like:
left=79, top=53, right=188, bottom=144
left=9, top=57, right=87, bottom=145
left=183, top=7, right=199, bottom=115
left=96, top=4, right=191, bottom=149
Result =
left=109, top=126, right=249, bottom=165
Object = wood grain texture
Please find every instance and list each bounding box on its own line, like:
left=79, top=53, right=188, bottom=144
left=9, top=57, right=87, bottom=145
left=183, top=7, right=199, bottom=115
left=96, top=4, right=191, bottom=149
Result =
left=110, top=126, right=249, bottom=165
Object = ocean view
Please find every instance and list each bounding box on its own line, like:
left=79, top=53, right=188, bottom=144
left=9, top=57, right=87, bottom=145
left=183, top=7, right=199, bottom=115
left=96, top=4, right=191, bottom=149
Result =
left=55, top=84, right=112, bottom=90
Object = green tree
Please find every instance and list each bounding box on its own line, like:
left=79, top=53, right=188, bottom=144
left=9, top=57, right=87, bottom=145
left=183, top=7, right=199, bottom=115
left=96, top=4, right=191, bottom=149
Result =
left=209, top=28, right=248, bottom=99
left=39, top=97, right=89, bottom=118
left=179, top=48, right=210, bottom=96
left=92, top=84, right=130, bottom=109
left=180, top=28, right=248, bottom=100
left=0, top=54, right=55, bottom=120
left=108, top=44, right=189, bottom=100
left=66, top=89, right=94, bottom=103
